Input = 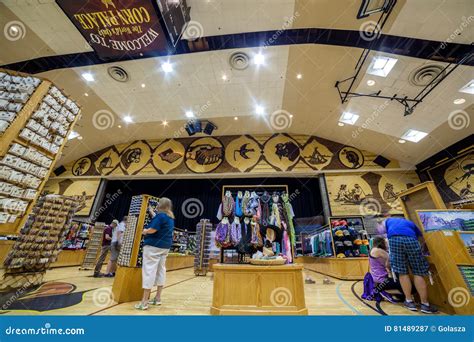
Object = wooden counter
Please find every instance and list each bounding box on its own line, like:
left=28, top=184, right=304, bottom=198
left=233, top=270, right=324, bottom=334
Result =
left=211, top=263, right=308, bottom=315
left=295, top=256, right=368, bottom=280
left=112, top=254, right=194, bottom=303
left=51, top=249, right=87, bottom=268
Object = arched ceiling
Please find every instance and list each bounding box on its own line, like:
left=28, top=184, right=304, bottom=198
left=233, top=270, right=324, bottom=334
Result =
left=0, top=0, right=472, bottom=168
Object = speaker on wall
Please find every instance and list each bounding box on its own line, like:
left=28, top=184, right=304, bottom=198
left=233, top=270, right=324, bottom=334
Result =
left=53, top=165, right=66, bottom=176
left=373, top=155, right=391, bottom=168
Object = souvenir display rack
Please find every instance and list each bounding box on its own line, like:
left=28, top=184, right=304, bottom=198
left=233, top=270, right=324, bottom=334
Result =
left=0, top=68, right=81, bottom=235
left=217, top=185, right=294, bottom=265
left=1, top=194, right=83, bottom=289
left=62, top=221, right=93, bottom=250
left=329, top=216, right=370, bottom=258
left=397, top=182, right=474, bottom=314
left=194, top=218, right=213, bottom=276
left=79, top=222, right=105, bottom=270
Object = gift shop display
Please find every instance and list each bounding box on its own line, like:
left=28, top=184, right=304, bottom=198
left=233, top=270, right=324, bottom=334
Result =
left=216, top=185, right=295, bottom=265
left=1, top=194, right=83, bottom=290
left=330, top=216, right=370, bottom=258
left=62, top=221, right=93, bottom=250
left=0, top=69, right=81, bottom=235
left=80, top=222, right=106, bottom=270
left=397, top=182, right=474, bottom=314
left=112, top=194, right=194, bottom=303
left=194, top=218, right=213, bottom=276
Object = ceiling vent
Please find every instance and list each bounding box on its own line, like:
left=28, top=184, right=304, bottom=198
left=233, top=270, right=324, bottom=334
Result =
left=409, top=64, right=446, bottom=87
left=107, top=66, right=129, bottom=82
left=229, top=51, right=250, bottom=70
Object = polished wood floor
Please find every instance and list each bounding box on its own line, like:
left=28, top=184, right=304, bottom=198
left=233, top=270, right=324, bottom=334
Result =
left=0, top=266, right=441, bottom=316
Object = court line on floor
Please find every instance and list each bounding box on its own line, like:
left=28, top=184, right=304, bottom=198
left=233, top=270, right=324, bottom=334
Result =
left=88, top=275, right=198, bottom=316
left=335, top=283, right=362, bottom=315
left=350, top=281, right=386, bottom=316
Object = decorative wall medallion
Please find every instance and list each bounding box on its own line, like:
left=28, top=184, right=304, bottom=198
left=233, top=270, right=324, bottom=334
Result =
left=338, top=146, right=364, bottom=169
left=95, top=149, right=120, bottom=175
left=152, top=139, right=185, bottom=174
left=301, top=138, right=333, bottom=170
left=263, top=135, right=300, bottom=171
left=72, top=157, right=92, bottom=176
left=185, top=137, right=224, bottom=173
left=119, top=141, right=151, bottom=174
left=225, top=136, right=261, bottom=172
left=444, top=153, right=474, bottom=200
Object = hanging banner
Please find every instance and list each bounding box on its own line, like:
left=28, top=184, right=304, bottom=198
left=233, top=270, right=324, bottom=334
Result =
left=156, top=0, right=190, bottom=46
left=56, top=0, right=168, bottom=58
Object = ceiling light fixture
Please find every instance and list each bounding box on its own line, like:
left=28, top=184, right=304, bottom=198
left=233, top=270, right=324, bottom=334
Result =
left=401, top=129, right=428, bottom=143
left=68, top=131, right=80, bottom=140
left=296, top=74, right=302, bottom=79
left=367, top=56, right=397, bottom=77
left=339, top=112, right=359, bottom=125
left=84, top=93, right=89, bottom=97
left=234, top=117, right=238, bottom=120
left=162, top=120, right=169, bottom=126
left=459, top=80, right=474, bottom=94
left=77, top=136, right=83, bottom=140
left=398, top=139, right=406, bottom=144
left=453, top=98, right=466, bottom=105
left=222, top=74, right=227, bottom=81
left=185, top=111, right=194, bottom=118
left=255, top=105, right=265, bottom=115
left=367, top=79, right=376, bottom=86
left=338, top=122, right=345, bottom=127
left=118, top=125, right=122, bottom=128
left=123, top=115, right=133, bottom=123
left=161, top=62, right=173, bottom=73
left=81, top=72, right=94, bottom=82
left=254, top=53, right=265, bottom=65
left=141, top=83, right=146, bottom=88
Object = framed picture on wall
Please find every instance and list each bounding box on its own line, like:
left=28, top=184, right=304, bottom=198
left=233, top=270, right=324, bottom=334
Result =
left=458, top=232, right=474, bottom=258
left=416, top=210, right=474, bottom=233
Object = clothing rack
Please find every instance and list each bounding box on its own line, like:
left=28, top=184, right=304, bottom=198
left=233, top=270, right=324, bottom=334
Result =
left=221, top=184, right=289, bottom=198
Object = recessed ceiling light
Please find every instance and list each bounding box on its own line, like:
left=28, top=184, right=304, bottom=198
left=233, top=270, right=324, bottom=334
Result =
left=255, top=105, right=264, bottom=115
left=118, top=125, right=122, bottom=128
left=398, top=139, right=406, bottom=144
left=289, top=114, right=294, bottom=118
left=459, top=80, right=474, bottom=94
left=339, top=112, right=359, bottom=125
left=367, top=56, right=397, bottom=77
left=185, top=111, right=194, bottom=118
left=453, top=98, right=466, bottom=104
left=68, top=131, right=80, bottom=140
left=84, top=93, right=89, bottom=97
left=161, top=62, right=173, bottom=73
left=367, top=79, right=376, bottom=86
left=77, top=136, right=83, bottom=140
left=234, top=117, right=238, bottom=120
left=296, top=74, right=302, bottom=79
left=254, top=53, right=265, bottom=65
left=141, top=83, right=146, bottom=88
left=338, top=122, right=345, bottom=127
left=162, top=120, right=168, bottom=126
left=10, top=26, right=18, bottom=33
left=123, top=115, right=133, bottom=123
left=401, top=129, right=428, bottom=143
left=81, top=72, right=94, bottom=82
left=222, top=74, right=227, bottom=80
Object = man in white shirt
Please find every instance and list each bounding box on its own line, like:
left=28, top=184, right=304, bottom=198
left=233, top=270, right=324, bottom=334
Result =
left=106, top=216, right=127, bottom=277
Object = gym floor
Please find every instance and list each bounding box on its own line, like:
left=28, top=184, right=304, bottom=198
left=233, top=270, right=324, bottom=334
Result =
left=0, top=266, right=440, bottom=316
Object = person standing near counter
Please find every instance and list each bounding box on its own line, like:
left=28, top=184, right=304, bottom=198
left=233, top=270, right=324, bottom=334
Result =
left=93, top=220, right=118, bottom=277
left=379, top=215, right=438, bottom=314
left=106, top=216, right=127, bottom=277
left=135, top=198, right=175, bottom=310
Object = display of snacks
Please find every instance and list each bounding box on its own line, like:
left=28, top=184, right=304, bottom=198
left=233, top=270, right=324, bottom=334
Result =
left=2, top=194, right=84, bottom=289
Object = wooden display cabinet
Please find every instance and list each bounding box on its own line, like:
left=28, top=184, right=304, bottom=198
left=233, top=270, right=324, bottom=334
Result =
left=397, top=182, right=473, bottom=314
